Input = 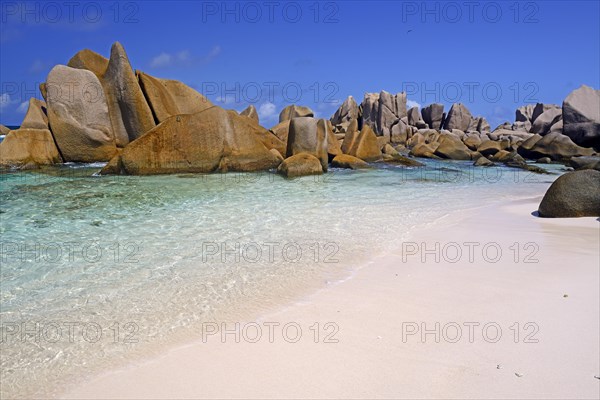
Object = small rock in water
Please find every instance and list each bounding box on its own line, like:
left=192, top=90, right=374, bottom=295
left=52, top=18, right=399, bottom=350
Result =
left=594, top=375, right=600, bottom=380
left=515, top=372, right=524, bottom=378
left=563, top=294, right=569, bottom=298
left=496, top=364, right=502, bottom=369
left=377, top=336, right=382, bottom=339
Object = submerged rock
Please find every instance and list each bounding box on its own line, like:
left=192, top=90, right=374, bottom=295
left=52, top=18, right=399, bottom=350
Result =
left=331, top=154, right=370, bottom=169
left=0, top=128, right=62, bottom=168
left=277, top=153, right=323, bottom=177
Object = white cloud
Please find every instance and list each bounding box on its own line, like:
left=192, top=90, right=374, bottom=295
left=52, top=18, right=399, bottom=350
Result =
left=0, top=93, right=16, bottom=110
left=407, top=99, right=421, bottom=109
left=150, top=46, right=221, bottom=69
left=17, top=101, right=29, bottom=114
left=258, top=102, right=277, bottom=123
left=150, top=53, right=172, bottom=68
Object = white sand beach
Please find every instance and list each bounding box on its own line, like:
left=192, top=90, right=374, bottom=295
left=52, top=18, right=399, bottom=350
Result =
left=63, top=196, right=600, bottom=399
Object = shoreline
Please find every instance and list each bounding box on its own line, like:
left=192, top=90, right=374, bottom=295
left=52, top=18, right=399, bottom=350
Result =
left=62, top=191, right=600, bottom=399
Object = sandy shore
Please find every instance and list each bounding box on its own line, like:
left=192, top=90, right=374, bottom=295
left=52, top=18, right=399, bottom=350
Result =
left=63, top=196, right=600, bottom=399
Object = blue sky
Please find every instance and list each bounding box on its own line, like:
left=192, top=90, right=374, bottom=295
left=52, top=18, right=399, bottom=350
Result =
left=1, top=0, right=599, bottom=128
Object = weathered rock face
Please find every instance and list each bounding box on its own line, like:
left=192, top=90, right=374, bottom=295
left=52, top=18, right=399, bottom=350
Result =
left=270, top=120, right=291, bottom=145
left=569, top=156, right=600, bottom=171
left=331, top=96, right=359, bottom=126
left=474, top=156, right=494, bottom=166
left=477, top=139, right=510, bottom=156
left=279, top=105, right=314, bottom=123
left=462, top=134, right=482, bottom=150
left=285, top=117, right=329, bottom=171
left=137, top=71, right=213, bottom=124
left=277, top=153, right=323, bottom=177
left=325, top=120, right=342, bottom=159
left=443, top=103, right=472, bottom=132
left=115, top=107, right=281, bottom=175
left=407, top=107, right=421, bottom=127
left=421, top=103, right=444, bottom=130
left=331, top=154, right=369, bottom=169
left=516, top=104, right=535, bottom=123
left=20, top=98, right=49, bottom=130
left=434, top=133, right=472, bottom=160
left=46, top=65, right=117, bottom=162
left=361, top=91, right=407, bottom=137
left=0, top=129, right=62, bottom=167
left=240, top=105, right=259, bottom=124
left=67, top=49, right=109, bottom=77
left=390, top=119, right=410, bottom=144
left=538, top=170, right=600, bottom=217
left=530, top=108, right=562, bottom=135
left=517, top=132, right=595, bottom=161
left=466, top=117, right=491, bottom=133
left=344, top=125, right=382, bottom=162
left=532, top=103, right=559, bottom=124
left=562, top=85, right=600, bottom=149
left=103, top=42, right=156, bottom=146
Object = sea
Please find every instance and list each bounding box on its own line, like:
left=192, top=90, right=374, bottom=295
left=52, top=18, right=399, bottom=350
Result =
left=0, top=159, right=565, bottom=398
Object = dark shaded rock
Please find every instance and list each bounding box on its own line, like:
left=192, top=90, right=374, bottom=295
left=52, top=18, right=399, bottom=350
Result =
left=421, top=103, right=444, bottom=130
left=538, top=170, right=600, bottom=217
left=569, top=156, right=600, bottom=171
left=562, top=85, right=600, bottom=149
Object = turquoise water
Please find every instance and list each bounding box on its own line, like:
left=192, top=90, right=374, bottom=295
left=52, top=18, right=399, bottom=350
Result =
left=0, top=160, right=563, bottom=398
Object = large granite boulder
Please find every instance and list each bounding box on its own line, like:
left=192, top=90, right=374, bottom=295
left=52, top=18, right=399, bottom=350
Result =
left=344, top=125, right=382, bottom=162
left=0, top=124, right=10, bottom=135
left=46, top=65, right=117, bottom=162
left=111, top=107, right=281, bottom=175
left=331, top=154, right=369, bottom=169
left=137, top=71, right=213, bottom=123
left=532, top=103, right=559, bottom=124
left=331, top=96, right=359, bottom=126
left=277, top=153, right=323, bottom=177
left=390, top=119, right=410, bottom=144
left=421, top=103, right=444, bottom=130
left=562, top=85, right=600, bottom=149
left=530, top=108, right=562, bottom=135
left=269, top=120, right=290, bottom=147
left=434, top=133, right=472, bottom=160
left=286, top=117, right=329, bottom=171
left=516, top=104, right=535, bottom=124
left=67, top=49, right=109, bottom=78
left=0, top=129, right=62, bottom=168
left=240, top=105, right=259, bottom=124
left=538, top=170, right=600, bottom=217
left=443, top=103, right=472, bottom=132
left=569, top=156, right=600, bottom=171
left=103, top=42, right=156, bottom=146
left=19, top=98, right=48, bottom=130
left=279, top=105, right=314, bottom=123
left=517, top=132, right=595, bottom=161
left=361, top=91, right=407, bottom=137
left=477, top=139, right=510, bottom=156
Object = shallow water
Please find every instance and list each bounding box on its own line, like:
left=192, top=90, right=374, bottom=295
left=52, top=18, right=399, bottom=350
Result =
left=0, top=160, right=564, bottom=398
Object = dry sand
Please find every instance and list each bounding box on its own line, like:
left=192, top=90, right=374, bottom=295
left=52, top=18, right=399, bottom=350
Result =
left=63, top=197, right=600, bottom=399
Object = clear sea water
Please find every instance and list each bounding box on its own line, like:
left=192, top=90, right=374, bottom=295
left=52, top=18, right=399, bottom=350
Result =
left=0, top=160, right=565, bottom=398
